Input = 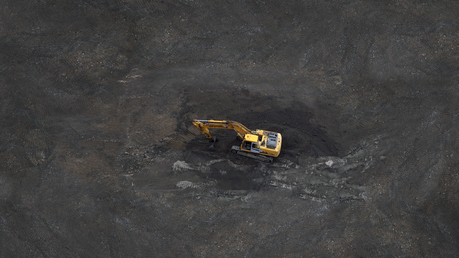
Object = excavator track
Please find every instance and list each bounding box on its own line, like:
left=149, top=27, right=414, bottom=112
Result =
left=231, top=146, right=274, bottom=163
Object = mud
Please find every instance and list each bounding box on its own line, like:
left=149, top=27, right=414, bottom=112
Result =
left=1, top=0, right=459, bottom=257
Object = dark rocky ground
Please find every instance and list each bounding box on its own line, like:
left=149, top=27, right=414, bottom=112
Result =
left=1, top=0, right=459, bottom=257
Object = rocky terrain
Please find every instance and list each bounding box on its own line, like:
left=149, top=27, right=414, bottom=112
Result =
left=1, top=0, right=459, bottom=257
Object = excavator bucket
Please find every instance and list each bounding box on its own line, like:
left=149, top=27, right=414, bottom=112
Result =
left=208, top=137, right=218, bottom=151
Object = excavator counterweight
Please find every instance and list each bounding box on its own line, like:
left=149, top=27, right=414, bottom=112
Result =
left=192, top=119, right=282, bottom=162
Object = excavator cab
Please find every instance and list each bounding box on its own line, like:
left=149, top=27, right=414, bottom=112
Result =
left=242, top=134, right=261, bottom=153
left=251, top=143, right=261, bottom=153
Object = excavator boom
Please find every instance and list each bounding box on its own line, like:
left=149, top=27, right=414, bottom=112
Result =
left=192, top=119, right=252, bottom=140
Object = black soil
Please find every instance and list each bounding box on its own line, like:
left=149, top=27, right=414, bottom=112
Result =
left=1, top=1, right=459, bottom=257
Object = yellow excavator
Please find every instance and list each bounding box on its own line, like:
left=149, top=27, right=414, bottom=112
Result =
left=192, top=119, right=282, bottom=162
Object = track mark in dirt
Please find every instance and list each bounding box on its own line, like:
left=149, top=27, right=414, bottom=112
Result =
left=172, top=158, right=261, bottom=191
left=265, top=135, right=387, bottom=203
left=162, top=135, right=385, bottom=203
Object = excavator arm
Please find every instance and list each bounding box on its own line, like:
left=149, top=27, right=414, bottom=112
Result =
left=192, top=119, right=253, bottom=140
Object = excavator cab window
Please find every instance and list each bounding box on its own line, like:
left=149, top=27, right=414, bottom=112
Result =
left=242, top=141, right=251, bottom=150
left=251, top=143, right=261, bottom=153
